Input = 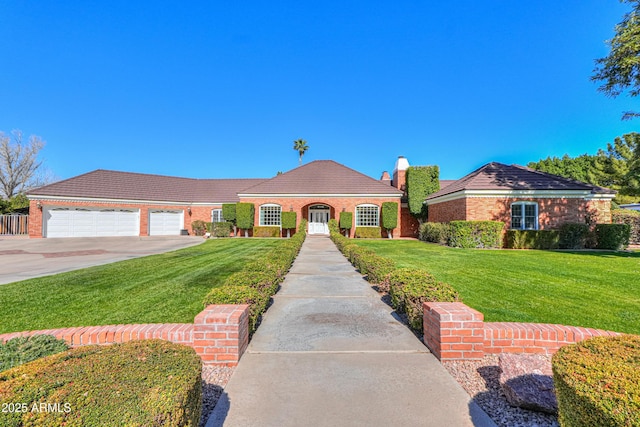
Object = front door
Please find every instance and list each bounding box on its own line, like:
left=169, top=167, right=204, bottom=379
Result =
left=308, top=206, right=330, bottom=235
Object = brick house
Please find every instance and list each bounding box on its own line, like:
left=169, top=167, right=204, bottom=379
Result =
left=27, top=160, right=409, bottom=238
left=425, top=162, right=616, bottom=230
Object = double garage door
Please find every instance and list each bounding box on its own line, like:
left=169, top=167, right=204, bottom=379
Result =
left=44, top=208, right=184, bottom=238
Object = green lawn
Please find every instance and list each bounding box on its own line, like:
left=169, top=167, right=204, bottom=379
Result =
left=0, top=239, right=285, bottom=334
left=352, top=240, right=640, bottom=335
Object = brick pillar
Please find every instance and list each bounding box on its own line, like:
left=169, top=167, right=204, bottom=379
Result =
left=193, top=304, right=250, bottom=366
left=423, top=302, right=485, bottom=361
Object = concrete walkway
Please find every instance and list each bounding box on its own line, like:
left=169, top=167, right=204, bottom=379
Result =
left=208, top=236, right=496, bottom=427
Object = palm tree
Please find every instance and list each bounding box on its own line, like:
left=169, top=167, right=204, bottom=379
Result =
left=293, top=139, right=309, bottom=166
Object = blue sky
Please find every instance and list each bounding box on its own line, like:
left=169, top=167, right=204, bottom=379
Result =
left=0, top=1, right=637, bottom=182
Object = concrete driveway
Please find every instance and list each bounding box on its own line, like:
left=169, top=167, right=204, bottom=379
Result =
left=0, top=236, right=204, bottom=285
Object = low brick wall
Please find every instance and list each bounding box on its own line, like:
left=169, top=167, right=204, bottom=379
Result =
left=424, top=302, right=620, bottom=361
left=0, top=304, right=249, bottom=367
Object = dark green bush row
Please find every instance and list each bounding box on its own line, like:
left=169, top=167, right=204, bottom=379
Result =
left=418, top=222, right=450, bottom=245
left=388, top=268, right=460, bottom=332
left=559, top=223, right=590, bottom=249
left=552, top=335, right=640, bottom=427
left=252, top=226, right=281, bottom=238
left=0, top=340, right=202, bottom=427
left=354, top=227, right=382, bottom=238
left=505, top=230, right=560, bottom=249
left=449, top=221, right=504, bottom=249
left=595, top=223, right=631, bottom=250
left=329, top=227, right=460, bottom=333
left=203, top=220, right=307, bottom=334
left=0, top=335, right=69, bottom=373
left=612, top=209, right=640, bottom=245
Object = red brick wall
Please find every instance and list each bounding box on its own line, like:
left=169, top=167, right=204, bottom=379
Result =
left=423, top=302, right=620, bottom=361
left=28, top=199, right=222, bottom=238
left=427, top=197, right=613, bottom=229
left=400, top=205, right=419, bottom=237
left=239, top=196, right=403, bottom=238
left=0, top=305, right=250, bottom=367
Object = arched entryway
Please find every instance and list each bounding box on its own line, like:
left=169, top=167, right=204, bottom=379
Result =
left=308, top=204, right=331, bottom=235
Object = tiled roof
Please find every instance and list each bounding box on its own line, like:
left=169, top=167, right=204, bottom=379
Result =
left=427, top=162, right=615, bottom=200
left=239, top=160, right=403, bottom=195
left=28, top=170, right=267, bottom=203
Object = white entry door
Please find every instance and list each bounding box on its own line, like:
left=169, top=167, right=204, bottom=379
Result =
left=308, top=206, right=330, bottom=234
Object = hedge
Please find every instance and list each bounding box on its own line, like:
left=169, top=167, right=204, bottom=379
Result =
left=0, top=340, right=202, bottom=427
left=203, top=285, right=269, bottom=333
left=595, top=223, right=631, bottom=250
left=222, top=203, right=236, bottom=222
left=191, top=220, right=207, bottom=236
left=418, top=222, right=450, bottom=245
left=0, top=335, right=69, bottom=373
left=236, top=203, right=255, bottom=236
left=612, top=209, right=640, bottom=244
left=406, top=165, right=439, bottom=221
left=552, top=335, right=640, bottom=426
left=210, top=221, right=232, bottom=238
left=355, top=227, right=382, bottom=239
left=559, top=223, right=590, bottom=249
left=388, top=268, right=460, bottom=332
left=253, top=226, right=281, bottom=238
left=381, top=202, right=398, bottom=238
left=505, top=230, right=560, bottom=250
left=339, top=211, right=353, bottom=230
left=281, top=211, right=297, bottom=230
left=448, top=221, right=504, bottom=248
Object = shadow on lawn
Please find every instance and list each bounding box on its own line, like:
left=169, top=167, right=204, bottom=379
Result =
left=552, top=250, right=640, bottom=258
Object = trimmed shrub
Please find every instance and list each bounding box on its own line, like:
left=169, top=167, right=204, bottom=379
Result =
left=203, top=285, right=268, bottom=333
left=224, top=270, right=280, bottom=296
left=559, top=223, right=590, bottom=249
left=191, top=220, right=207, bottom=236
left=406, top=165, right=439, bottom=222
left=552, top=335, right=640, bottom=426
left=298, top=219, right=308, bottom=234
left=595, top=223, right=631, bottom=250
left=419, top=222, right=450, bottom=245
left=211, top=221, right=232, bottom=237
left=339, top=211, right=353, bottom=230
left=0, top=340, right=202, bottom=427
left=505, top=230, right=560, bottom=250
left=612, top=209, right=640, bottom=244
left=281, top=211, right=297, bottom=230
left=222, top=203, right=236, bottom=222
left=388, top=268, right=460, bottom=332
left=252, top=226, right=281, bottom=238
left=381, top=202, right=398, bottom=238
left=328, top=218, right=339, bottom=234
left=355, top=227, right=382, bottom=239
left=0, top=335, right=69, bottom=373
left=448, top=221, right=504, bottom=249
left=236, top=203, right=255, bottom=237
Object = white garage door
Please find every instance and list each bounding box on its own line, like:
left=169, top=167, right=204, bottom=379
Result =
left=44, top=208, right=140, bottom=238
left=149, top=210, right=183, bottom=236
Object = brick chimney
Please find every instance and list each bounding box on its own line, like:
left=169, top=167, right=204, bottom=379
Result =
left=380, top=171, right=391, bottom=186
left=392, top=156, right=410, bottom=191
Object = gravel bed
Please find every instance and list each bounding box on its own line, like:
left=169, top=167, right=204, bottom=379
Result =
left=200, top=365, right=235, bottom=427
left=443, top=355, right=559, bottom=427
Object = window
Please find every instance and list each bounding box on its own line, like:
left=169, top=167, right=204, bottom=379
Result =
left=511, top=202, right=538, bottom=230
left=356, top=204, right=379, bottom=227
left=259, top=204, right=281, bottom=226
left=211, top=209, right=223, bottom=223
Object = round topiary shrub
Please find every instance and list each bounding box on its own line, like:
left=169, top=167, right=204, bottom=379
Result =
left=552, top=335, right=640, bottom=426
left=0, top=340, right=202, bottom=427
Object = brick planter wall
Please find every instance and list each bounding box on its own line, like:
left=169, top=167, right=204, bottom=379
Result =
left=0, top=304, right=249, bottom=367
left=424, top=302, right=620, bottom=361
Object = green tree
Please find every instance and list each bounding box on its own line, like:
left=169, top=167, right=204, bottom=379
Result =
left=293, top=139, right=309, bottom=166
left=222, top=203, right=237, bottom=236
left=406, top=166, right=439, bottom=223
left=381, top=202, right=398, bottom=239
left=281, top=211, right=297, bottom=238
left=592, top=0, right=640, bottom=120
left=236, top=203, right=255, bottom=237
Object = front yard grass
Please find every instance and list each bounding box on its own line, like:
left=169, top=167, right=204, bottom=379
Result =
left=353, top=240, right=640, bottom=335
left=0, top=239, right=285, bottom=334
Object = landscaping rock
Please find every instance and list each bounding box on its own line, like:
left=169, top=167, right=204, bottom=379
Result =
left=499, top=354, right=558, bottom=414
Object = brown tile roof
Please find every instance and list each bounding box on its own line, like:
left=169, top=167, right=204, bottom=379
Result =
left=427, top=162, right=615, bottom=200
left=239, top=160, right=403, bottom=195
left=28, top=170, right=267, bottom=203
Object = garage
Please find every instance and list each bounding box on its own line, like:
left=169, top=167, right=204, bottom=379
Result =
left=44, top=207, right=140, bottom=238
left=149, top=210, right=184, bottom=236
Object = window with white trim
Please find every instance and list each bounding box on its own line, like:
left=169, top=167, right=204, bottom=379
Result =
left=211, top=209, right=223, bottom=223
left=259, top=204, right=281, bottom=226
left=355, top=204, right=379, bottom=227
left=511, top=202, right=538, bottom=230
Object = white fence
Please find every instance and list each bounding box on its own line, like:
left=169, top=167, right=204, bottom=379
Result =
left=0, top=214, right=28, bottom=236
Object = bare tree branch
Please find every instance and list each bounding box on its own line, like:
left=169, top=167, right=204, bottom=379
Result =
left=0, top=130, right=46, bottom=198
